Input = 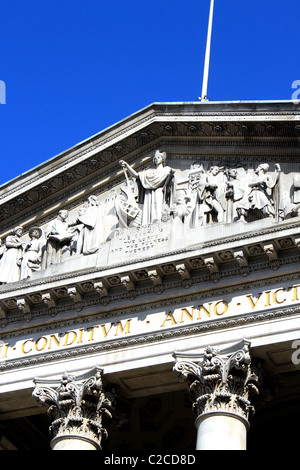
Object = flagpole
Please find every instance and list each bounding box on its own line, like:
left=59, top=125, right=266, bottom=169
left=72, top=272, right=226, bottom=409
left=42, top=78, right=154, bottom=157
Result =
left=201, top=0, right=215, bottom=101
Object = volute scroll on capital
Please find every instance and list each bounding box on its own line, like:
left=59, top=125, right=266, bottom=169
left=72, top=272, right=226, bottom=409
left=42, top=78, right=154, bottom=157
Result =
left=0, top=151, right=299, bottom=285
left=173, top=340, right=262, bottom=424
left=32, top=367, right=115, bottom=450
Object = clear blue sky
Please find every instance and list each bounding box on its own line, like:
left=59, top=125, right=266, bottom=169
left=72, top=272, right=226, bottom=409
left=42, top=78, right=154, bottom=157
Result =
left=1, top=0, right=300, bottom=186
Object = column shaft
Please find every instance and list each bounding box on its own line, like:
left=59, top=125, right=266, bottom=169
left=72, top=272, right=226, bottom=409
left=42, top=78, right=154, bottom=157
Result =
left=195, top=412, right=248, bottom=450
left=51, top=435, right=99, bottom=450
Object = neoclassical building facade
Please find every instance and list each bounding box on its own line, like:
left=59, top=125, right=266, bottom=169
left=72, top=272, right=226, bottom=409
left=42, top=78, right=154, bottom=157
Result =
left=0, top=100, right=300, bottom=451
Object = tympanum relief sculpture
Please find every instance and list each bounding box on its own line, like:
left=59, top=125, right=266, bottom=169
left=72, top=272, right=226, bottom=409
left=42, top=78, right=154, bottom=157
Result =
left=0, top=149, right=297, bottom=284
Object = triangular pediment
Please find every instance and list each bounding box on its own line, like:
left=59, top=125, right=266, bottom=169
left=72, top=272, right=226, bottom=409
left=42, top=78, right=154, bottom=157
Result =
left=0, top=100, right=300, bottom=325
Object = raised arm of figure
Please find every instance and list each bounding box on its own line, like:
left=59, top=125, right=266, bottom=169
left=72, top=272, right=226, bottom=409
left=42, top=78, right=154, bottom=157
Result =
left=119, top=160, right=138, bottom=179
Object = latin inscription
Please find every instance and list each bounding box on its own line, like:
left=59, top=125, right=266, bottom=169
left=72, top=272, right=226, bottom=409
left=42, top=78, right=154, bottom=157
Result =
left=111, top=225, right=169, bottom=255
left=1, top=283, right=299, bottom=361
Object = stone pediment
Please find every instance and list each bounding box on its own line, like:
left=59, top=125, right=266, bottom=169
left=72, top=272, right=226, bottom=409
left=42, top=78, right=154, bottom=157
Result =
left=0, top=100, right=300, bottom=326
left=1, top=100, right=300, bottom=231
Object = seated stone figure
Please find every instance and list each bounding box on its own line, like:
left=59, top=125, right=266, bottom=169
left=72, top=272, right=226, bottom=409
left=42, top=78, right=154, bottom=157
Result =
left=44, top=210, right=78, bottom=268
left=236, top=163, right=281, bottom=222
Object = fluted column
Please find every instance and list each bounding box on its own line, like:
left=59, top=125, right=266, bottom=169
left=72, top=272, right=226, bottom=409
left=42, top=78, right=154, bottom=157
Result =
left=173, top=340, right=261, bottom=450
left=32, top=367, right=114, bottom=450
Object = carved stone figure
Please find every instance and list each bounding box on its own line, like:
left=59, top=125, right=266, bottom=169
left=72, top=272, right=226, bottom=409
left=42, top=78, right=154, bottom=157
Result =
left=206, top=165, right=226, bottom=223
left=237, top=163, right=281, bottom=222
left=190, top=164, right=225, bottom=227
left=44, top=210, right=78, bottom=268
left=20, top=227, right=43, bottom=280
left=224, top=168, right=245, bottom=223
left=189, top=164, right=209, bottom=227
left=120, top=150, right=176, bottom=226
left=171, top=189, right=192, bottom=223
left=290, top=171, right=300, bottom=217
left=293, top=172, right=300, bottom=203
left=0, top=226, right=24, bottom=283
left=75, top=195, right=104, bottom=255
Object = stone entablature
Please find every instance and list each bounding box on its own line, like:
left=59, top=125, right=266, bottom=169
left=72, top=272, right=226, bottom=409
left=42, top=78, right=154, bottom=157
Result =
left=0, top=216, right=299, bottom=325
left=1, top=276, right=300, bottom=369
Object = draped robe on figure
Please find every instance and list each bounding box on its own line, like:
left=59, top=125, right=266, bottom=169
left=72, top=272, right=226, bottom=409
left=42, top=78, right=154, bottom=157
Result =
left=0, top=235, right=23, bottom=283
left=138, top=166, right=174, bottom=226
left=76, top=203, right=104, bottom=255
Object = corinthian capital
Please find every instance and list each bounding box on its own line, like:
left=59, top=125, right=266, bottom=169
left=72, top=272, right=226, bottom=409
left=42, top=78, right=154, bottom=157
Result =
left=33, top=367, right=114, bottom=450
left=173, top=340, right=261, bottom=425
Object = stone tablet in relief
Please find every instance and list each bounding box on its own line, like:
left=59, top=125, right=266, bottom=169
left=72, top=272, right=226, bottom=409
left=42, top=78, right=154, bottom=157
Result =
left=20, top=227, right=43, bottom=280
left=109, top=222, right=170, bottom=263
left=119, top=150, right=176, bottom=226
left=0, top=226, right=24, bottom=283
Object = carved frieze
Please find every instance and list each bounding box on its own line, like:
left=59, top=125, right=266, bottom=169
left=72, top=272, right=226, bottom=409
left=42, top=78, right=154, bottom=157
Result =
left=0, top=147, right=299, bottom=290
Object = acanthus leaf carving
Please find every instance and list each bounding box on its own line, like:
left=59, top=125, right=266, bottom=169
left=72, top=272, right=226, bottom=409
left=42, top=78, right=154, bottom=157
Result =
left=173, top=340, right=262, bottom=425
left=32, top=367, right=114, bottom=450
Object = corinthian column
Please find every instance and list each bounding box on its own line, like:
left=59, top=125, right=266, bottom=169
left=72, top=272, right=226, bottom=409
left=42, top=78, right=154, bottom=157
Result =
left=32, top=367, right=114, bottom=450
left=173, top=340, right=261, bottom=450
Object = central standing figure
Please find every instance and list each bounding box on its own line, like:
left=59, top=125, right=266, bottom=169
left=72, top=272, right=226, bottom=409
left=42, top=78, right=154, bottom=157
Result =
left=120, top=150, right=176, bottom=226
